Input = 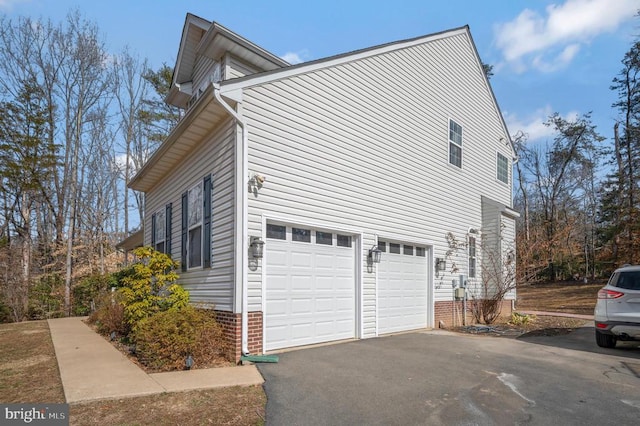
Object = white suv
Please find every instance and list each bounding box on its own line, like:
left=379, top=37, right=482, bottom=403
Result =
left=594, top=265, right=640, bottom=348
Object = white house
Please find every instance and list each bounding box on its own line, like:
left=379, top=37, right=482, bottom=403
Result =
left=129, top=13, right=518, bottom=361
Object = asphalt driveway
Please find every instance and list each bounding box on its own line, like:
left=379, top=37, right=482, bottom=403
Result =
left=258, top=325, right=640, bottom=425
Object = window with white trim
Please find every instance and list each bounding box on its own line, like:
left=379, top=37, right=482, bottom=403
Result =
left=154, top=209, right=166, bottom=253
left=187, top=182, right=203, bottom=268
left=468, top=236, right=476, bottom=278
left=497, top=153, right=509, bottom=184
left=449, top=119, right=463, bottom=168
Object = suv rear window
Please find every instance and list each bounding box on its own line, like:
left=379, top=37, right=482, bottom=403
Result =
left=610, top=271, right=640, bottom=290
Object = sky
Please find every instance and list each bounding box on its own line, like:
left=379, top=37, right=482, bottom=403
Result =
left=0, top=0, right=639, bottom=148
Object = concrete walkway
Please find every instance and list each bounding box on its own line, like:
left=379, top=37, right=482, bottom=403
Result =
left=48, top=317, right=264, bottom=403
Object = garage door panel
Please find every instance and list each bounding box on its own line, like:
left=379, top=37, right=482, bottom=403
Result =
left=378, top=241, right=428, bottom=335
left=265, top=228, right=356, bottom=351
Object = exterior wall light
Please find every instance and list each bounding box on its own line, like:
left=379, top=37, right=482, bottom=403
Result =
left=250, top=237, right=265, bottom=259
left=435, top=258, right=446, bottom=273
left=369, top=245, right=382, bottom=263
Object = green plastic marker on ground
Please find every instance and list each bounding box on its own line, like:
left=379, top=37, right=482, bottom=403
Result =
left=241, top=354, right=279, bottom=363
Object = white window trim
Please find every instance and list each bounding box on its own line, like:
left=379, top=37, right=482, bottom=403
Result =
left=468, top=236, right=477, bottom=278
left=187, top=181, right=203, bottom=270
left=497, top=152, right=509, bottom=184
left=448, top=118, right=463, bottom=169
left=154, top=208, right=166, bottom=253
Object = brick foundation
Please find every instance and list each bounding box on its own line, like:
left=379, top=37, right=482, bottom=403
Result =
left=434, top=299, right=513, bottom=328
left=214, top=310, right=263, bottom=363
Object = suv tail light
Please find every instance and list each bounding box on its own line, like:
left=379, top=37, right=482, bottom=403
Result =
left=598, top=289, right=624, bottom=299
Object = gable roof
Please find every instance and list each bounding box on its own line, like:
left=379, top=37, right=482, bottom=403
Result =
left=166, top=13, right=290, bottom=106
left=131, top=21, right=515, bottom=192
left=221, top=25, right=470, bottom=92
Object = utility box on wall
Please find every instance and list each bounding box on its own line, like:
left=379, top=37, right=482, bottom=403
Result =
left=454, top=287, right=465, bottom=300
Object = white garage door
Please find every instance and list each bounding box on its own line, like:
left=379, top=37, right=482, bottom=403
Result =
left=378, top=240, right=428, bottom=334
left=265, top=224, right=356, bottom=351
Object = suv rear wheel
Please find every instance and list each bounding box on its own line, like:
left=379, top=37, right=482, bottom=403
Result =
left=595, top=330, right=617, bottom=348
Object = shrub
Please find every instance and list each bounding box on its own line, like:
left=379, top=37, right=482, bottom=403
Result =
left=133, top=306, right=230, bottom=371
left=28, top=274, right=64, bottom=319
left=72, top=273, right=112, bottom=316
left=87, top=292, right=129, bottom=337
left=510, top=312, right=534, bottom=326
left=117, top=247, right=189, bottom=332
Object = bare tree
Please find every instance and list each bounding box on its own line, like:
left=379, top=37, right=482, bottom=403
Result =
left=113, top=49, right=150, bottom=234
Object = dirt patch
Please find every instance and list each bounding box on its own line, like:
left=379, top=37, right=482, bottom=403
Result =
left=515, top=282, right=603, bottom=315
left=453, top=315, right=588, bottom=338
left=0, top=354, right=52, bottom=370
left=0, top=321, right=65, bottom=403
left=69, top=385, right=266, bottom=425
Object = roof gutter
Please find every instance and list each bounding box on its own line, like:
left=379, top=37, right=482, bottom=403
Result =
left=212, top=81, right=250, bottom=356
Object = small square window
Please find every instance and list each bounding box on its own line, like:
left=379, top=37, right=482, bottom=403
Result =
left=377, top=241, right=387, bottom=252
left=292, top=228, right=311, bottom=242
left=337, top=234, right=352, bottom=247
left=316, top=231, right=332, bottom=245
left=404, top=245, right=414, bottom=255
left=389, top=243, right=400, bottom=254
left=416, top=247, right=426, bottom=257
left=267, top=224, right=286, bottom=240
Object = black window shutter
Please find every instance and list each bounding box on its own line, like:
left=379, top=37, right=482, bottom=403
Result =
left=165, top=203, right=172, bottom=256
left=181, top=192, right=188, bottom=272
left=203, top=174, right=212, bottom=268
left=151, top=213, right=156, bottom=249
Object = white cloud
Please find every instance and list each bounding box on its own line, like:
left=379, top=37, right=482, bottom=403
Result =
left=504, top=106, right=579, bottom=142
left=280, top=49, right=310, bottom=65
left=494, top=0, right=639, bottom=73
left=0, top=0, right=29, bottom=10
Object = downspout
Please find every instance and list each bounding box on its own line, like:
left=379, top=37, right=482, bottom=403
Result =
left=213, top=82, right=250, bottom=356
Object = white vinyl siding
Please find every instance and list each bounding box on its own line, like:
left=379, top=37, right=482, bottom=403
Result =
left=225, top=53, right=262, bottom=80
left=501, top=215, right=517, bottom=300
left=143, top=119, right=236, bottom=311
left=193, top=55, right=217, bottom=96
left=244, top=31, right=512, bottom=336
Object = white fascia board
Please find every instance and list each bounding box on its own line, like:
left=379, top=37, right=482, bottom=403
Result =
left=222, top=88, right=243, bottom=103
left=219, top=27, right=469, bottom=94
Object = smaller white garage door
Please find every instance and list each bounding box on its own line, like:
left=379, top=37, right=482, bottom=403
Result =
left=377, top=240, right=428, bottom=334
left=265, top=224, right=356, bottom=351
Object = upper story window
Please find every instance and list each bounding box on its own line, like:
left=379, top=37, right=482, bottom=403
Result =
left=449, top=119, right=463, bottom=168
left=497, top=153, right=509, bottom=184
left=154, top=209, right=166, bottom=253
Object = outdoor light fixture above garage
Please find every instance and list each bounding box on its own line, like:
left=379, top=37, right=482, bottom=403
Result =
left=250, top=237, right=265, bottom=258
left=369, top=245, right=382, bottom=263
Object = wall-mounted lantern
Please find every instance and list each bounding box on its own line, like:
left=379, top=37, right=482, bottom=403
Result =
left=368, top=245, right=382, bottom=264
left=250, top=237, right=265, bottom=259
left=435, top=258, right=446, bottom=273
